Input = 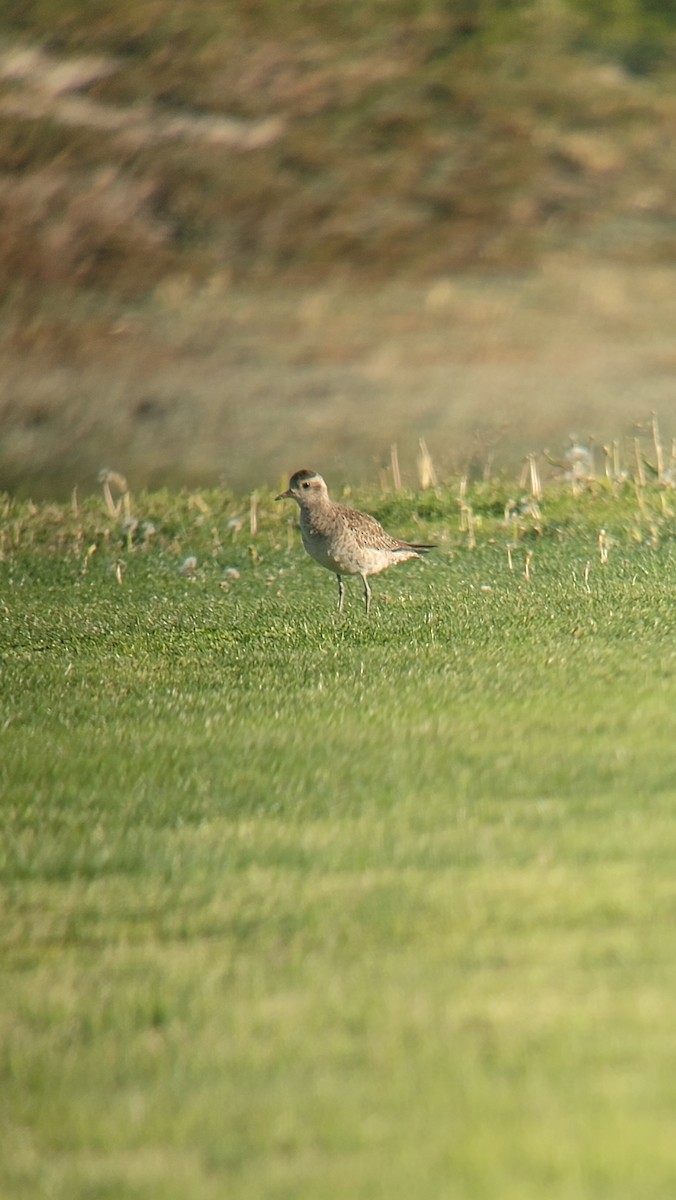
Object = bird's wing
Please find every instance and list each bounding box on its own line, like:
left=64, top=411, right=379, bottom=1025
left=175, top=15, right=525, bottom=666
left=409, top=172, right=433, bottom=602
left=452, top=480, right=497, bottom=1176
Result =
left=337, top=504, right=405, bottom=550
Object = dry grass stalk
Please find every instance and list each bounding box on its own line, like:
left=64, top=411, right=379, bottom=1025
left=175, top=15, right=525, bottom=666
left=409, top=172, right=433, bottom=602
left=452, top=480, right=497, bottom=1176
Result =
left=457, top=477, right=475, bottom=546
left=465, top=507, right=476, bottom=550
left=458, top=475, right=468, bottom=525
left=417, top=438, right=437, bottom=490
left=634, top=438, right=646, bottom=487
left=81, top=543, right=97, bottom=575
left=598, top=529, right=608, bottom=564
left=520, top=454, right=542, bottom=501
left=634, top=482, right=648, bottom=518
left=249, top=491, right=258, bottom=537
left=390, top=443, right=402, bottom=492
left=524, top=549, right=533, bottom=581
left=122, top=517, right=138, bottom=552
left=602, top=441, right=623, bottom=482
left=652, top=412, right=664, bottom=484
left=99, top=469, right=130, bottom=519
left=529, top=454, right=542, bottom=501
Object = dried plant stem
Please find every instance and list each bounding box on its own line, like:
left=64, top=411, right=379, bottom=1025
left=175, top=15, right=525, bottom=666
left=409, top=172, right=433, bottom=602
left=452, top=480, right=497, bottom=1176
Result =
left=417, top=438, right=437, bottom=490
left=457, top=477, right=476, bottom=547
left=81, top=544, right=97, bottom=575
left=99, top=469, right=130, bottom=518
left=466, top=508, right=476, bottom=550
left=634, top=438, right=646, bottom=487
left=521, top=454, right=542, bottom=501
left=652, top=412, right=664, bottom=484
left=390, top=444, right=402, bottom=492
left=458, top=475, right=468, bottom=524
left=531, top=455, right=542, bottom=500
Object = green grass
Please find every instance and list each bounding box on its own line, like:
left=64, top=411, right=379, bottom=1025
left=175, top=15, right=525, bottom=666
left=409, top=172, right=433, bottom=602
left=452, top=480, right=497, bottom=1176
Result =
left=3, top=482, right=676, bottom=1198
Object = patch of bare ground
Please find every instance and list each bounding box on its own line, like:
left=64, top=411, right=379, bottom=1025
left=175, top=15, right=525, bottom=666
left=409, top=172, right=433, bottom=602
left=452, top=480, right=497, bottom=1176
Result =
left=1, top=258, right=676, bottom=498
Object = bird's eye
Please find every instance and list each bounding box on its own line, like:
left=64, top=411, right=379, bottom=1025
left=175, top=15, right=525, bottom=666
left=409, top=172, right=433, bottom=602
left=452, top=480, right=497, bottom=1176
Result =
left=302, top=480, right=311, bottom=488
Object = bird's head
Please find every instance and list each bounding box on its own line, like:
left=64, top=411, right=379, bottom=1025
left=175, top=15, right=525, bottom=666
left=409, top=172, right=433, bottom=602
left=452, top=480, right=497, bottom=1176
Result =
left=275, top=470, right=328, bottom=504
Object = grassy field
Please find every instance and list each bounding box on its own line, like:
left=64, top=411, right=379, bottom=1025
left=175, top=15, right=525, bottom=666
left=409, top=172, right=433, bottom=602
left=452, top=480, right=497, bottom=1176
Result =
left=3, top=476, right=676, bottom=1198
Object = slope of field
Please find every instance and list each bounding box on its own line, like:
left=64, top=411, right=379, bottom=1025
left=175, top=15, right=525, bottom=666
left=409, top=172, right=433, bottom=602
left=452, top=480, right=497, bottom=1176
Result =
left=2, top=0, right=676, bottom=496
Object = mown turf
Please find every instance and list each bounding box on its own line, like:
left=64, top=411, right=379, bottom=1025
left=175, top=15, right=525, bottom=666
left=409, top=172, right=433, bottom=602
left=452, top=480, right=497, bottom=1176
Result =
left=2, top=484, right=676, bottom=1198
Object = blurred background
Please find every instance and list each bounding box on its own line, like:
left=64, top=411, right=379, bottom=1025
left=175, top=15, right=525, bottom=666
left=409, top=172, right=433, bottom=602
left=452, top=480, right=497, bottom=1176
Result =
left=2, top=0, right=676, bottom=498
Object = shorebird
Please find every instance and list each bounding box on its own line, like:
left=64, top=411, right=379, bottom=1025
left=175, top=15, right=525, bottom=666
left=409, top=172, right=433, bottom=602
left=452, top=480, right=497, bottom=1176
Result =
left=276, top=469, right=434, bottom=615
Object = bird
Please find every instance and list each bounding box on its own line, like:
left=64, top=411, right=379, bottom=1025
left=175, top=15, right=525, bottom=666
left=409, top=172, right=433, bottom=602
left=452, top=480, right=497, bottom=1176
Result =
left=276, top=469, right=434, bottom=615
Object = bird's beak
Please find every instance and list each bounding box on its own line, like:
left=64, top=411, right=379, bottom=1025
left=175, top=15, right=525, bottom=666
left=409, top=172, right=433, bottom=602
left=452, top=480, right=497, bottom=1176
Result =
left=275, top=489, right=292, bottom=501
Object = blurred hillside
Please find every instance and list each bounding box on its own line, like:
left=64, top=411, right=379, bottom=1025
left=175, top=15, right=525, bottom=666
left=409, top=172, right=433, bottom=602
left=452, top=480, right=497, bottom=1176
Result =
left=2, top=0, right=676, bottom=496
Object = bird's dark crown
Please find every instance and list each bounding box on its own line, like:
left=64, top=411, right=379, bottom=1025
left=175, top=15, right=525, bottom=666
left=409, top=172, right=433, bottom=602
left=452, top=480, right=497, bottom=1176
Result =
left=289, top=469, right=319, bottom=488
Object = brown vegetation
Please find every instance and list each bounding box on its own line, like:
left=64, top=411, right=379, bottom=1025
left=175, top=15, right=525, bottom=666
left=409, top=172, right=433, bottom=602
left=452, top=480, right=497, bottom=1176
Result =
left=1, top=2, right=676, bottom=495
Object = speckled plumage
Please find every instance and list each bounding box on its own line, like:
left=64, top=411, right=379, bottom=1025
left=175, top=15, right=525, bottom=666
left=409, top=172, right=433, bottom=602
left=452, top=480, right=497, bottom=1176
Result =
left=276, top=469, right=434, bottom=614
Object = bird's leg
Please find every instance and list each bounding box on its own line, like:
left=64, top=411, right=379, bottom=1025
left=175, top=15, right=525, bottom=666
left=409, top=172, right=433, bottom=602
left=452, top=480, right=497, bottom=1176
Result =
left=361, top=574, right=372, bottom=616
left=337, top=574, right=345, bottom=613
